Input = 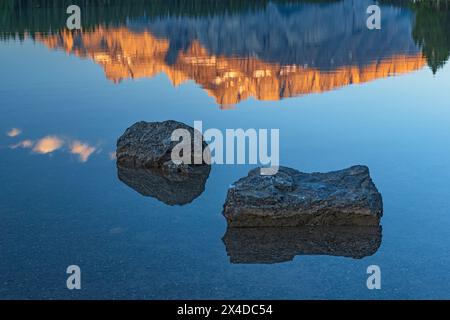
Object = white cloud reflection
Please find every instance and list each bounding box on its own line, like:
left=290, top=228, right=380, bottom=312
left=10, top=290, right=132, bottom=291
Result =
left=109, top=151, right=117, bottom=160
left=8, top=131, right=99, bottom=163
left=70, top=140, right=96, bottom=163
left=32, top=136, right=64, bottom=154
left=6, top=128, right=22, bottom=137
left=10, top=140, right=33, bottom=149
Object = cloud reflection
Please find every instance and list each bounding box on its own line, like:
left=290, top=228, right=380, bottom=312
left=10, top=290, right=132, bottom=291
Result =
left=10, top=140, right=33, bottom=149
left=6, top=128, right=22, bottom=137
left=32, top=136, right=64, bottom=154
left=70, top=140, right=96, bottom=163
left=7, top=131, right=98, bottom=163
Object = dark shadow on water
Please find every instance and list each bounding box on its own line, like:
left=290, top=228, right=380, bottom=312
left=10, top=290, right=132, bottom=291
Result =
left=223, top=225, right=382, bottom=264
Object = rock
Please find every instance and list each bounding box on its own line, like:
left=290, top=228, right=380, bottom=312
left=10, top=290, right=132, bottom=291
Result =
left=222, top=226, right=382, bottom=263
left=117, top=165, right=210, bottom=206
left=116, top=120, right=211, bottom=205
left=116, top=120, right=210, bottom=168
left=223, top=165, right=382, bottom=227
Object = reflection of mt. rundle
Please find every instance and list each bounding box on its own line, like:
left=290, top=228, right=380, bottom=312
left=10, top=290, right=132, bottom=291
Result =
left=139, top=0, right=420, bottom=68
left=37, top=0, right=425, bottom=105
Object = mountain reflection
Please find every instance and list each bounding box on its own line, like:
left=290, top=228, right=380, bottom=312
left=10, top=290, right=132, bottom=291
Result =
left=36, top=27, right=425, bottom=106
left=223, top=226, right=382, bottom=264
left=2, top=0, right=448, bottom=105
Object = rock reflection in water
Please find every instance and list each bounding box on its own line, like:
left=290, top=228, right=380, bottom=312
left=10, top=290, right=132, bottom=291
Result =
left=222, top=226, right=382, bottom=264
left=117, top=164, right=210, bottom=206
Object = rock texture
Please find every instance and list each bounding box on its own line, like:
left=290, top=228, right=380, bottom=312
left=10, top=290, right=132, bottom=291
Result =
left=117, top=120, right=209, bottom=168
left=223, top=165, right=382, bottom=227
left=116, top=120, right=210, bottom=205
left=223, top=226, right=382, bottom=263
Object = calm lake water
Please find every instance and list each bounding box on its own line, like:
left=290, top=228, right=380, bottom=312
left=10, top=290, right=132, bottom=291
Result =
left=1, top=0, right=450, bottom=299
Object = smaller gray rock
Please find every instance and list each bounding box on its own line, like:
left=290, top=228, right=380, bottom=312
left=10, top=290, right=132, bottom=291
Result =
left=116, top=120, right=209, bottom=169
left=223, top=165, right=383, bottom=227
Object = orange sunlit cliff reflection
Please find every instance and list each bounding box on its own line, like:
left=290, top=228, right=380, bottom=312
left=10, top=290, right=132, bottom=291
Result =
left=36, top=28, right=426, bottom=106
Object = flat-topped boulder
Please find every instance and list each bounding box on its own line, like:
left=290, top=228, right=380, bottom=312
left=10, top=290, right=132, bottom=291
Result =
left=223, top=165, right=382, bottom=227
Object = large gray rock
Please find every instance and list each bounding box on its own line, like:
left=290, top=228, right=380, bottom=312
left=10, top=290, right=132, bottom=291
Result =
left=223, top=165, right=382, bottom=227
left=223, top=226, right=382, bottom=263
left=116, top=120, right=211, bottom=205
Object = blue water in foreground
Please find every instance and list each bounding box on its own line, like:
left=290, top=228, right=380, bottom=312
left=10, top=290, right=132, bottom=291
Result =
left=1, top=2, right=450, bottom=299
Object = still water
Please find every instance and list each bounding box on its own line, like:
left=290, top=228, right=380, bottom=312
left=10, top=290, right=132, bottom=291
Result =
left=1, top=0, right=450, bottom=299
